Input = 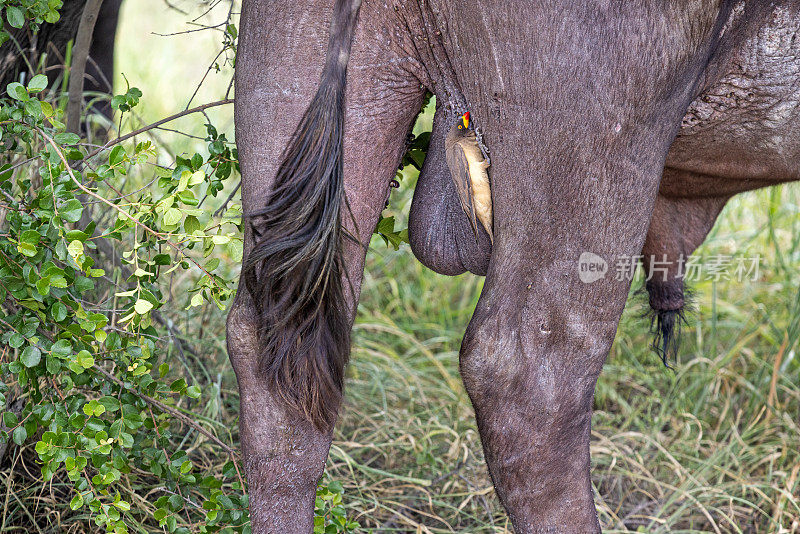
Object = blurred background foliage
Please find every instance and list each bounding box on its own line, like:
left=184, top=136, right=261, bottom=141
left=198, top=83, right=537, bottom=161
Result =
left=0, top=1, right=798, bottom=533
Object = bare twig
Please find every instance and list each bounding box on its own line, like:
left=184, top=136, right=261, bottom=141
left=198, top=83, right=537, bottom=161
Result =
left=185, top=47, right=226, bottom=110
left=213, top=180, right=241, bottom=217
left=67, top=0, right=105, bottom=134
left=85, top=99, right=234, bottom=160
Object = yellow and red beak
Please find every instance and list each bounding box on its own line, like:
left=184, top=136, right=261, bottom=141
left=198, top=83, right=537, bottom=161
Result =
left=462, top=112, right=470, bottom=129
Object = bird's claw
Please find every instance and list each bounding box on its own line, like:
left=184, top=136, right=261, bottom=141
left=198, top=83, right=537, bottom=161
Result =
left=475, top=126, right=491, bottom=166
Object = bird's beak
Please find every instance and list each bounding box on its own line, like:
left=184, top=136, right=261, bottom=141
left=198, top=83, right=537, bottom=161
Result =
left=462, top=112, right=470, bottom=129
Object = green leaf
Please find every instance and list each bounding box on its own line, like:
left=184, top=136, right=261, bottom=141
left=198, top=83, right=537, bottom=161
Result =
left=163, top=208, right=182, bottom=227
left=52, top=339, right=72, bottom=357
left=184, top=215, right=203, bottom=234
left=98, top=396, right=120, bottom=413
left=36, top=277, right=50, bottom=296
left=177, top=170, right=191, bottom=192
left=51, top=302, right=68, bottom=322
left=170, top=378, right=187, bottom=393
left=27, top=74, right=48, bottom=93
left=109, top=145, right=126, bottom=166
left=67, top=239, right=84, bottom=258
left=3, top=412, right=18, bottom=427
left=9, top=333, right=24, bottom=349
left=153, top=253, right=171, bottom=265
left=65, top=229, right=89, bottom=242
left=186, top=385, right=201, bottom=399
left=12, top=426, right=27, bottom=446
left=113, top=499, right=130, bottom=511
left=134, top=299, right=153, bottom=314
left=5, top=6, right=24, bottom=28
left=74, top=276, right=93, bottom=292
left=60, top=199, right=84, bottom=223
left=83, top=400, right=105, bottom=417
left=6, top=81, right=27, bottom=100
left=188, top=170, right=206, bottom=186
left=20, top=229, right=41, bottom=246
left=188, top=292, right=204, bottom=309
left=49, top=274, right=68, bottom=288
left=53, top=132, right=80, bottom=145
left=17, top=241, right=37, bottom=257
left=227, top=239, right=243, bottom=262
left=21, top=346, right=42, bottom=367
left=24, top=98, right=42, bottom=118
left=75, top=350, right=94, bottom=370
left=43, top=7, right=61, bottom=24
left=70, top=493, right=84, bottom=510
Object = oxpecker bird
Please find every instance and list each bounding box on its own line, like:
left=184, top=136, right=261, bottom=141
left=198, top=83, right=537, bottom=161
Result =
left=445, top=112, right=493, bottom=243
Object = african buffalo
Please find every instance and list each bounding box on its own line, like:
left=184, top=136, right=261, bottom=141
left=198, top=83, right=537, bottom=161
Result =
left=231, top=0, right=800, bottom=532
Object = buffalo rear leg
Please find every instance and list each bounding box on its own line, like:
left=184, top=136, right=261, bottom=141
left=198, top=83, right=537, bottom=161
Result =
left=448, top=2, right=729, bottom=529
left=460, top=162, right=660, bottom=532
left=229, top=2, right=424, bottom=531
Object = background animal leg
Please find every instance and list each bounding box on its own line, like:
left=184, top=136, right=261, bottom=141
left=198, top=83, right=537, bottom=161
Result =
left=86, top=0, right=124, bottom=122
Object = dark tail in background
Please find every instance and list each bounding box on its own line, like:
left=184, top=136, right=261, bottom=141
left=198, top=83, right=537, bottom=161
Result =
left=242, top=0, right=362, bottom=431
left=643, top=280, right=692, bottom=368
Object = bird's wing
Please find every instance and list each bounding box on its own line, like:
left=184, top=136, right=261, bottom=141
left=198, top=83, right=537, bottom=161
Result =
left=446, top=140, right=479, bottom=239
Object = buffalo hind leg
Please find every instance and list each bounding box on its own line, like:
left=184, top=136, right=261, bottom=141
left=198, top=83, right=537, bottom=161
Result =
left=461, top=263, right=631, bottom=531
left=456, top=112, right=674, bottom=531
left=229, top=2, right=424, bottom=531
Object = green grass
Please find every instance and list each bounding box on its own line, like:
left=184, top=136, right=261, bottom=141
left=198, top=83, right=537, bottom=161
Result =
left=3, top=1, right=799, bottom=532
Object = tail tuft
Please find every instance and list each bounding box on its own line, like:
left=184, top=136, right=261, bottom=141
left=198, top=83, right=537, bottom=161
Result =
left=639, top=279, right=694, bottom=369
left=649, top=308, right=686, bottom=368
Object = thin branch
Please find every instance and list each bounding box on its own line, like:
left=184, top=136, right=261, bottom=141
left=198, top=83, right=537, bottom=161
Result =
left=153, top=21, right=227, bottom=38
left=162, top=0, right=189, bottom=15
left=67, top=0, right=105, bottom=134
left=85, top=99, right=234, bottom=160
left=185, top=47, right=226, bottom=110
left=213, top=180, right=240, bottom=217
left=0, top=188, right=16, bottom=204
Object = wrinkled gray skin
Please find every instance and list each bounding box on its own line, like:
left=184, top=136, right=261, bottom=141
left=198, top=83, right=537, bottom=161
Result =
left=231, top=1, right=800, bottom=532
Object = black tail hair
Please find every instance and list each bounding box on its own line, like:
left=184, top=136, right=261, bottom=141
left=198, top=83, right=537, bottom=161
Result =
left=242, top=0, right=362, bottom=431
left=638, top=280, right=695, bottom=368
left=649, top=307, right=688, bottom=368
